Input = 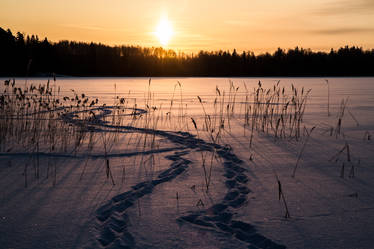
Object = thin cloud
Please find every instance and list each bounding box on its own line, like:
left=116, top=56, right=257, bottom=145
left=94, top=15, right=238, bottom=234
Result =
left=60, top=24, right=129, bottom=32
left=313, top=0, right=374, bottom=15
left=61, top=24, right=106, bottom=31
left=311, top=27, right=374, bottom=35
left=246, top=27, right=374, bottom=36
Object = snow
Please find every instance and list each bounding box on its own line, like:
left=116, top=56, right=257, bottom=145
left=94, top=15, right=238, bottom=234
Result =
left=0, top=77, right=373, bottom=249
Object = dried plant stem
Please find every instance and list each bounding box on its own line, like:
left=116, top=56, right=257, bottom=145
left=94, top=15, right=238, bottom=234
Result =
left=292, top=126, right=315, bottom=177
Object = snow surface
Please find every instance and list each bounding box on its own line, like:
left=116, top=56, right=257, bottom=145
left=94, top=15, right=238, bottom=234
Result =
left=0, top=77, right=373, bottom=249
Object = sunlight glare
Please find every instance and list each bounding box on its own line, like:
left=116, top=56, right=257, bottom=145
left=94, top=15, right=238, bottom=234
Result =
left=155, top=18, right=173, bottom=46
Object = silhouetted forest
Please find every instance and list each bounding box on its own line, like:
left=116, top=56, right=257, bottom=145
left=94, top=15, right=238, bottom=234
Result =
left=1, top=27, right=373, bottom=77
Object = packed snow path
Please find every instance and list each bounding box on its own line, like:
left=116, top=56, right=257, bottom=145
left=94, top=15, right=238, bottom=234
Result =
left=59, top=106, right=286, bottom=249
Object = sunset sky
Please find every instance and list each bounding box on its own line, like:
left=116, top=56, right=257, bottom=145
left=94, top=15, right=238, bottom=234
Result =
left=1, top=0, right=373, bottom=54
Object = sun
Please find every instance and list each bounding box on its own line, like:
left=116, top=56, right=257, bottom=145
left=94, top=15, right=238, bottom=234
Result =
left=155, top=18, right=173, bottom=46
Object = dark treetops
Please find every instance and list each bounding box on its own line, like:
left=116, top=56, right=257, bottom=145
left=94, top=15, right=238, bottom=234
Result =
left=1, top=27, right=373, bottom=77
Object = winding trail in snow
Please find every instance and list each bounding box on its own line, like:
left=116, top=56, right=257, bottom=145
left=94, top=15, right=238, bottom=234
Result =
left=5, top=106, right=286, bottom=249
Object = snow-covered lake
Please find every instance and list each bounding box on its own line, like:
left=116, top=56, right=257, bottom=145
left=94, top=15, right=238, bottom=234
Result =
left=11, top=76, right=374, bottom=122
left=0, top=77, right=373, bottom=249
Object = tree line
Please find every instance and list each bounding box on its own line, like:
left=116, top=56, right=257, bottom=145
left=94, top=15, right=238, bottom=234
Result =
left=1, top=27, right=373, bottom=77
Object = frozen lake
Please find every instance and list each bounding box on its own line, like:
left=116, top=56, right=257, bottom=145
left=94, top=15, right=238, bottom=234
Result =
left=10, top=76, right=374, bottom=102
left=4, top=77, right=374, bottom=126
left=0, top=77, right=373, bottom=249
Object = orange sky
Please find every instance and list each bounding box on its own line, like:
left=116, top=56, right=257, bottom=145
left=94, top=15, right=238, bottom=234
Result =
left=1, top=0, right=373, bottom=54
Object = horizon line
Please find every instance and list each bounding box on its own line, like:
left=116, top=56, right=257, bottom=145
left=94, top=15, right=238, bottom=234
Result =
left=3, top=26, right=374, bottom=56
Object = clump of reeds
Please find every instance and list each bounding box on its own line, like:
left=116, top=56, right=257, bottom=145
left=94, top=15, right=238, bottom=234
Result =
left=242, top=81, right=311, bottom=144
left=0, top=79, right=116, bottom=185
left=328, top=141, right=359, bottom=178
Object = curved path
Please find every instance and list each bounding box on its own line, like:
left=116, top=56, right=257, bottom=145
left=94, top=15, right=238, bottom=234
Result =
left=5, top=105, right=287, bottom=249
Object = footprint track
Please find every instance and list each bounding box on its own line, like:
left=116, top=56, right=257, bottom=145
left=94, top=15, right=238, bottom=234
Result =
left=54, top=106, right=285, bottom=249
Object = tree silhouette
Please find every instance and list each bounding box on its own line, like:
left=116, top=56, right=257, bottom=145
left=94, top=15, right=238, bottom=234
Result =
left=1, top=27, right=373, bottom=77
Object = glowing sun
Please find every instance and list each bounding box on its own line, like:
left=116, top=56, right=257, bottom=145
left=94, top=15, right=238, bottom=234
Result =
left=155, top=18, right=173, bottom=46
